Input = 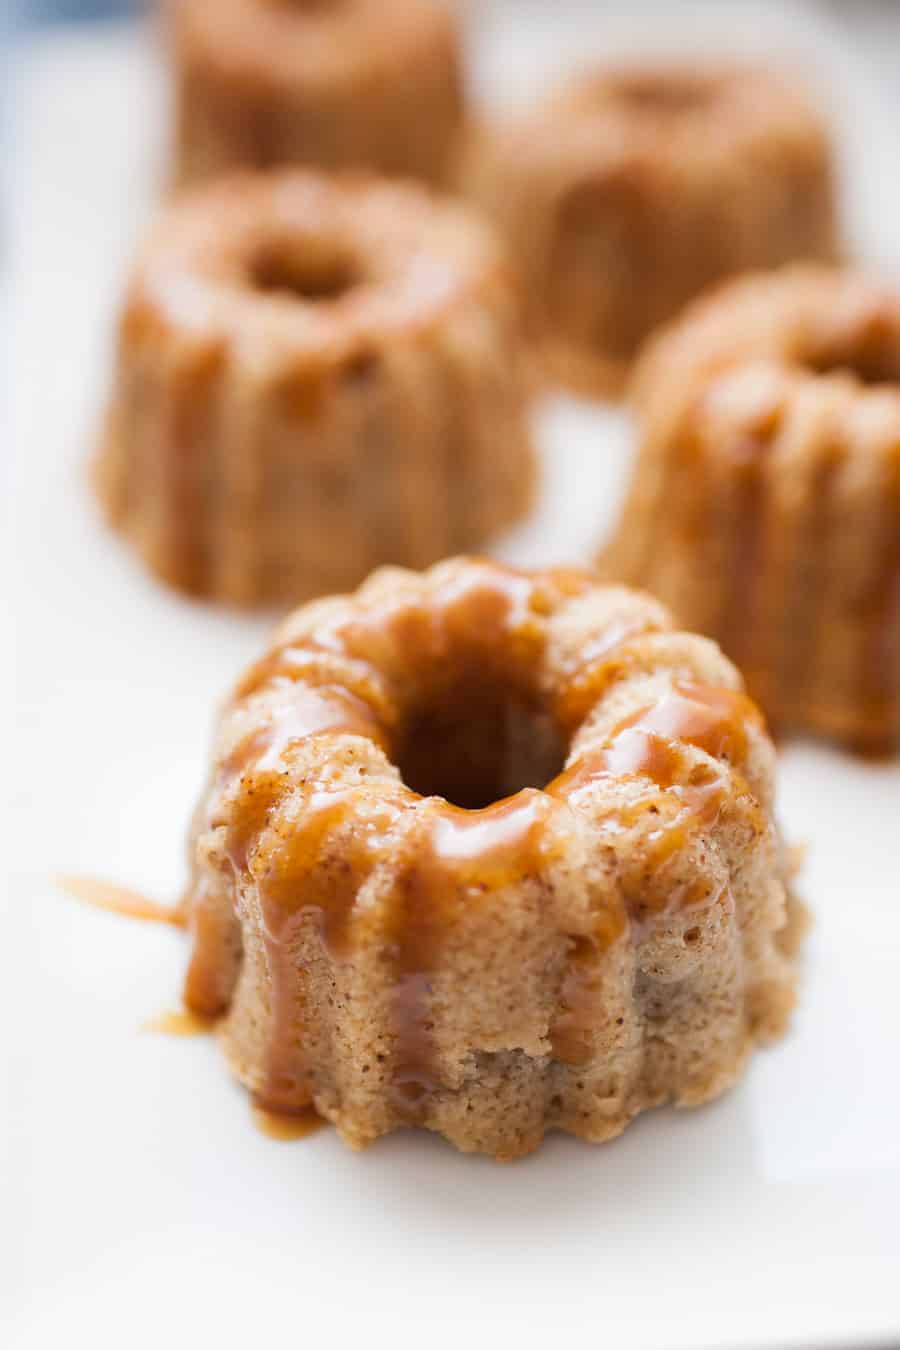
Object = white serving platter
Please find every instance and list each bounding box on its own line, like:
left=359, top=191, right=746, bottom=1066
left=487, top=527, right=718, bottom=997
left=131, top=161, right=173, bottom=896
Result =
left=5, top=6, right=899, bottom=1348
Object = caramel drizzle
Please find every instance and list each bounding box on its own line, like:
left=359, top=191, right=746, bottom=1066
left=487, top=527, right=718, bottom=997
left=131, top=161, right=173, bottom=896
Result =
left=57, top=875, right=184, bottom=927
left=555, top=614, right=665, bottom=732
left=546, top=683, right=759, bottom=1064
left=385, top=791, right=565, bottom=1117
left=234, top=640, right=394, bottom=720
left=217, top=701, right=401, bottom=1113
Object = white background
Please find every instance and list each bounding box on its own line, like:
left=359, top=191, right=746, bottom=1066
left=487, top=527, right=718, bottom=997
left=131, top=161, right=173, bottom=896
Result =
left=5, top=6, right=899, bottom=1348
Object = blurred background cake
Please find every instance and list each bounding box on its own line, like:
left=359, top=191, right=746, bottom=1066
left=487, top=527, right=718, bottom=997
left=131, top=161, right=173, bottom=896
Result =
left=465, top=61, right=839, bottom=394
left=603, top=266, right=900, bottom=754
left=167, top=0, right=463, bottom=187
left=94, top=170, right=536, bottom=606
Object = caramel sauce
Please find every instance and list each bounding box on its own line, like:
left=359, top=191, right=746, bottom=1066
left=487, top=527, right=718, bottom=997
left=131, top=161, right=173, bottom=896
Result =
left=553, top=683, right=756, bottom=798
left=546, top=685, right=755, bottom=1066
left=549, top=682, right=758, bottom=940
left=57, top=875, right=184, bottom=926
left=235, top=641, right=394, bottom=723
left=609, top=682, right=760, bottom=765
left=218, top=683, right=392, bottom=876
left=290, top=562, right=559, bottom=712
left=222, top=683, right=390, bottom=782
left=243, top=783, right=410, bottom=1112
left=143, top=1007, right=215, bottom=1036
left=223, top=770, right=287, bottom=875
left=259, top=788, right=407, bottom=952
left=251, top=1102, right=327, bottom=1142
left=555, top=615, right=664, bottom=732
left=384, top=792, right=566, bottom=1114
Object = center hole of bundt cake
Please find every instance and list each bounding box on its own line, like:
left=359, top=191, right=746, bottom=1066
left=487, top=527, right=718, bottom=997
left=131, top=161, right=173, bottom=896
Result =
left=804, top=343, right=900, bottom=388
left=612, top=72, right=714, bottom=115
left=251, top=242, right=360, bottom=303
left=395, top=683, right=567, bottom=811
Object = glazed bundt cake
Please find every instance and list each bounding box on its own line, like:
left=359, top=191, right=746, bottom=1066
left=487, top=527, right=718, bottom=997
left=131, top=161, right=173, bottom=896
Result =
left=604, top=266, right=900, bottom=754
left=465, top=62, right=839, bottom=395
left=95, top=172, right=535, bottom=607
left=168, top=0, right=463, bottom=187
left=181, top=557, right=804, bottom=1159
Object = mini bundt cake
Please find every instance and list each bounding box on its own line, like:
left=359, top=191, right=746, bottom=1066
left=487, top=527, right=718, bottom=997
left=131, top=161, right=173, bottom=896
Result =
left=465, top=62, right=839, bottom=395
left=95, top=172, right=535, bottom=606
left=181, top=556, right=804, bottom=1158
left=603, top=266, right=900, bottom=754
left=168, top=0, right=463, bottom=187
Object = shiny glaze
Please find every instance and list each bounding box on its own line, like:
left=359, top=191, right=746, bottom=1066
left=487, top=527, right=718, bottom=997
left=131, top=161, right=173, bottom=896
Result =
left=185, top=562, right=765, bottom=1109
left=545, top=683, right=757, bottom=1061
left=609, top=682, right=760, bottom=765
left=555, top=614, right=664, bottom=732
left=550, top=682, right=758, bottom=918
left=385, top=791, right=566, bottom=1115
left=254, top=786, right=409, bottom=1111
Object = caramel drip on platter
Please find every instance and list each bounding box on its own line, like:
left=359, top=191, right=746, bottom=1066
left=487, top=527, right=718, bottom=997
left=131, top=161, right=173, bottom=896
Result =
left=143, top=1007, right=216, bottom=1036
left=57, top=875, right=184, bottom=927
left=386, top=791, right=565, bottom=1117
left=251, top=1101, right=326, bottom=1142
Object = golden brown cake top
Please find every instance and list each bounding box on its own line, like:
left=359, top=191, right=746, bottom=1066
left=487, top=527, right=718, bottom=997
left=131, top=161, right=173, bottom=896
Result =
left=169, top=0, right=458, bottom=89
left=633, top=265, right=900, bottom=405
left=479, top=61, right=829, bottom=178
left=120, top=171, right=512, bottom=374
